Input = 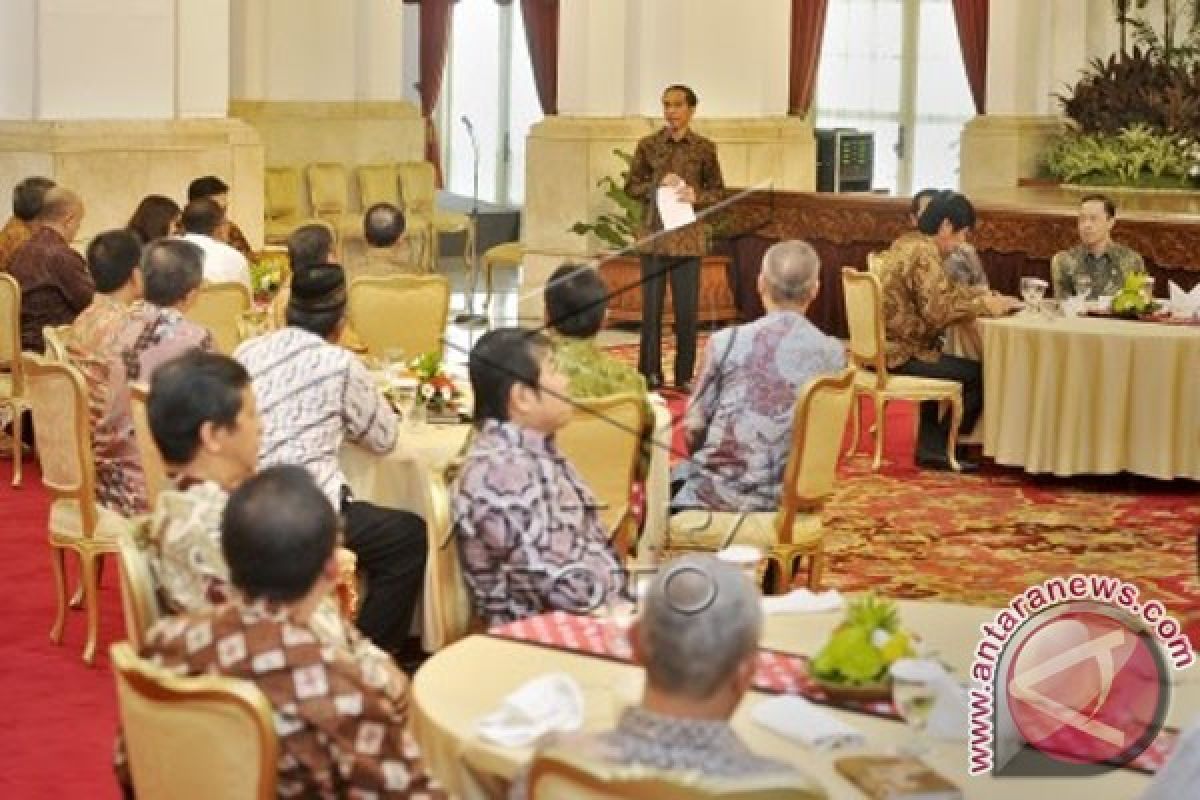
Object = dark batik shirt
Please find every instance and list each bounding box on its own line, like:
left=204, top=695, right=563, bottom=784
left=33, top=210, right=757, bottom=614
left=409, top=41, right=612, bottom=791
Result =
left=625, top=128, right=725, bottom=257
left=7, top=226, right=94, bottom=352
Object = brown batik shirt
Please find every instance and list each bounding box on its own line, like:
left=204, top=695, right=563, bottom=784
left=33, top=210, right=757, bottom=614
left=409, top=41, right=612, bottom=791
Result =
left=7, top=226, right=95, bottom=352
left=115, top=600, right=444, bottom=798
left=877, top=233, right=988, bottom=369
left=625, top=128, right=725, bottom=257
left=0, top=216, right=34, bottom=272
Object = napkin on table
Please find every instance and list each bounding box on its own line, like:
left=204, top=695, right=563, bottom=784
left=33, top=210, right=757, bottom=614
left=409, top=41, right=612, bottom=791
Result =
left=761, top=588, right=844, bottom=615
left=751, top=695, right=866, bottom=751
left=475, top=673, right=585, bottom=747
left=1169, top=280, right=1200, bottom=319
left=1061, top=295, right=1086, bottom=317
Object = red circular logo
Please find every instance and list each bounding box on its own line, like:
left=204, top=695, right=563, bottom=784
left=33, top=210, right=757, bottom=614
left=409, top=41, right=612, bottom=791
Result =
left=1005, top=609, right=1168, bottom=767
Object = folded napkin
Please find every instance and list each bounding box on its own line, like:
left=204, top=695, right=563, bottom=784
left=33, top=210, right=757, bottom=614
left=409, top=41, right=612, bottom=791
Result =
left=1169, top=280, right=1200, bottom=319
left=752, top=695, right=866, bottom=751
left=761, top=588, right=844, bottom=615
left=890, top=659, right=966, bottom=742
left=1061, top=295, right=1086, bottom=317
left=475, top=673, right=585, bottom=747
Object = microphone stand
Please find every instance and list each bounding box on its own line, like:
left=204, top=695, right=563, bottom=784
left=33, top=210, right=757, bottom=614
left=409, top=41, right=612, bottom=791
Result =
left=454, top=116, right=488, bottom=327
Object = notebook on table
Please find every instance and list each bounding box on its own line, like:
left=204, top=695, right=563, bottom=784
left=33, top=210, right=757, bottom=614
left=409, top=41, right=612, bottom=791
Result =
left=834, top=755, right=962, bottom=800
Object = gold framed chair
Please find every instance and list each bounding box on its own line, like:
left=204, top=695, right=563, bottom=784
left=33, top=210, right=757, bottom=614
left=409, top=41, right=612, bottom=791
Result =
left=667, top=367, right=857, bottom=594
left=481, top=241, right=522, bottom=311
left=306, top=162, right=351, bottom=234
left=264, top=166, right=304, bottom=246
left=42, top=324, right=72, bottom=362
left=24, top=353, right=133, bottom=664
left=129, top=382, right=170, bottom=509
left=397, top=160, right=475, bottom=274
left=1, top=274, right=31, bottom=486
left=116, top=529, right=162, bottom=653
left=841, top=267, right=963, bottom=471
left=346, top=274, right=450, bottom=360
left=420, top=466, right=474, bottom=652
left=357, top=163, right=401, bottom=208
left=185, top=281, right=252, bottom=355
left=529, top=747, right=826, bottom=799
left=555, top=393, right=645, bottom=559
left=111, top=641, right=278, bottom=800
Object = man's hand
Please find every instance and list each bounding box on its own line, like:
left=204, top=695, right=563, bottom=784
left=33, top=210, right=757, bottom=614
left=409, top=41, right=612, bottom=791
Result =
left=660, top=172, right=683, bottom=188
left=676, top=184, right=697, bottom=204
left=983, top=293, right=1022, bottom=316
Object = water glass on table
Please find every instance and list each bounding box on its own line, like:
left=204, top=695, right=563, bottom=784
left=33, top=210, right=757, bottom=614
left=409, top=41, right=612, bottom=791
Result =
left=890, top=658, right=945, bottom=755
left=1073, top=273, right=1093, bottom=303
left=1019, top=276, right=1048, bottom=316
left=383, top=347, right=406, bottom=382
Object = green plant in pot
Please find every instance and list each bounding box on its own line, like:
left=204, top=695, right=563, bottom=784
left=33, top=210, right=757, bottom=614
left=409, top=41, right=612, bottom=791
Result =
left=568, top=149, right=643, bottom=252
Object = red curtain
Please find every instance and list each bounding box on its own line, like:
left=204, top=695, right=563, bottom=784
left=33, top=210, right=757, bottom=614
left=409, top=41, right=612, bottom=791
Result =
left=414, top=0, right=455, bottom=186
left=951, top=0, right=988, bottom=114
left=788, top=0, right=829, bottom=116
left=520, top=0, right=559, bottom=115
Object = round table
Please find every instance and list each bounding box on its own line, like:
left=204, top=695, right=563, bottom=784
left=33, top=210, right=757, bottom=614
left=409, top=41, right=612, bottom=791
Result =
left=340, top=422, right=472, bottom=518
left=410, top=600, right=1195, bottom=799
left=980, top=314, right=1200, bottom=479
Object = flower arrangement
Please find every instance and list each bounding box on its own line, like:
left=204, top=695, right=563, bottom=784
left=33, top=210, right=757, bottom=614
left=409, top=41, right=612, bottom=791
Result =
left=409, top=351, right=460, bottom=412
left=249, top=252, right=287, bottom=304
left=811, top=595, right=914, bottom=689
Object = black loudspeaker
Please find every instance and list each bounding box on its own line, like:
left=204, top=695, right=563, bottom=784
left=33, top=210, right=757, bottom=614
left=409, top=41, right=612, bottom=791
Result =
left=815, top=128, right=874, bottom=192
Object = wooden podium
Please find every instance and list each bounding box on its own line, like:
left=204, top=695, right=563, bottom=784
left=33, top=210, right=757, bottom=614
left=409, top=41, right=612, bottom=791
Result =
left=597, top=254, right=738, bottom=326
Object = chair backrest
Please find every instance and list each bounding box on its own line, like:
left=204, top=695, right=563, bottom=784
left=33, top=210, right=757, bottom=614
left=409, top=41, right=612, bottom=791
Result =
left=22, top=353, right=98, bottom=532
left=185, top=281, right=252, bottom=355
left=397, top=161, right=437, bottom=215
left=41, top=324, right=72, bottom=362
left=346, top=274, right=450, bottom=359
left=357, top=163, right=401, bottom=209
left=777, top=367, right=857, bottom=539
left=865, top=251, right=883, bottom=274
left=305, top=162, right=348, bottom=218
left=116, top=529, right=163, bottom=652
left=421, top=467, right=473, bottom=651
left=555, top=394, right=644, bottom=549
left=264, top=166, right=302, bottom=221
left=529, top=748, right=825, bottom=800
left=129, top=382, right=170, bottom=508
left=110, top=641, right=278, bottom=800
left=0, top=273, right=23, bottom=394
left=840, top=267, right=888, bottom=380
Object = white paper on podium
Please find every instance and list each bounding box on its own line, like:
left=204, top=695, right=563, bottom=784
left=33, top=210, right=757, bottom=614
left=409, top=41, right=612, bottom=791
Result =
left=656, top=186, right=696, bottom=231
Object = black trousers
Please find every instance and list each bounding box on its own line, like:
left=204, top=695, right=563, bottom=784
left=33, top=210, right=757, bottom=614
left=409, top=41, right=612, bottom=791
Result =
left=639, top=254, right=700, bottom=385
left=891, top=354, right=983, bottom=459
left=341, top=498, right=427, bottom=655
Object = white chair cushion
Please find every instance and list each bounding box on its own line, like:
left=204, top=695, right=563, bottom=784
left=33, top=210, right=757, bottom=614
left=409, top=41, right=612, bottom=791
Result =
left=49, top=497, right=136, bottom=541
left=668, top=509, right=823, bottom=551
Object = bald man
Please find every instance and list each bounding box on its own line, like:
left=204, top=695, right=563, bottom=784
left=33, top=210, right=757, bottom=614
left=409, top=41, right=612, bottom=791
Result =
left=8, top=187, right=93, bottom=352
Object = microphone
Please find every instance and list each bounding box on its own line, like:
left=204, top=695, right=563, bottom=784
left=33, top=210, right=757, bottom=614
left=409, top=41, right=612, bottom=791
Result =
left=461, top=114, right=474, bottom=134
left=461, top=115, right=479, bottom=155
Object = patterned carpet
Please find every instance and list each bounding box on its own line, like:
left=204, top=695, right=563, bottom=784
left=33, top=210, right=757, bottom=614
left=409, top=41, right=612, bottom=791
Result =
left=606, top=337, right=1200, bottom=618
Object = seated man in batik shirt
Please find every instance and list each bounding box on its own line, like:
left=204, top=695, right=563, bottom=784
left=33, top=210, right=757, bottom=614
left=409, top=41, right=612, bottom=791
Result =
left=454, top=328, right=625, bottom=628
left=116, top=465, right=443, bottom=798
left=510, top=555, right=815, bottom=798
left=544, top=262, right=654, bottom=476
left=137, top=349, right=394, bottom=678
left=1051, top=193, right=1144, bottom=300
left=672, top=240, right=844, bottom=512
left=100, top=238, right=214, bottom=516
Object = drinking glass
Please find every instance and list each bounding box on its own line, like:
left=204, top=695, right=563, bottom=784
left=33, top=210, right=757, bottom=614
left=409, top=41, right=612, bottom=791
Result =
left=1073, top=273, right=1093, bottom=302
left=383, top=347, right=406, bottom=382
left=1019, top=277, right=1047, bottom=316
left=890, top=659, right=942, bottom=755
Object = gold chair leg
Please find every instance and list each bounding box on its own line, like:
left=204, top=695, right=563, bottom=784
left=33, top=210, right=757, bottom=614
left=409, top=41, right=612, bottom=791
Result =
left=80, top=551, right=101, bottom=665
left=806, top=545, right=826, bottom=590
left=845, top=393, right=862, bottom=458
left=872, top=397, right=886, bottom=470
left=483, top=259, right=495, bottom=311
left=69, top=555, right=102, bottom=608
left=49, top=547, right=67, bottom=644
left=11, top=406, right=23, bottom=487
left=946, top=393, right=964, bottom=472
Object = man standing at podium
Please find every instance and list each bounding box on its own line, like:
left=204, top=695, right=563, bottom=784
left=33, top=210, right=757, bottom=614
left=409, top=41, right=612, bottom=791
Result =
left=625, top=84, right=725, bottom=391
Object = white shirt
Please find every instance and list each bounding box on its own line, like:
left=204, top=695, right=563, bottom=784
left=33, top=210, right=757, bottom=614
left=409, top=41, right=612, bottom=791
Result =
left=180, top=233, right=251, bottom=291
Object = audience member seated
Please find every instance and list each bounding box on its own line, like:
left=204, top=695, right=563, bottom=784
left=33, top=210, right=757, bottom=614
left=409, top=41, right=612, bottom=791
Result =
left=877, top=191, right=1019, bottom=472
left=8, top=187, right=93, bottom=353
left=511, top=554, right=803, bottom=798
left=126, top=194, right=182, bottom=244
left=275, top=223, right=366, bottom=350
left=544, top=263, right=654, bottom=476
left=179, top=198, right=251, bottom=290
left=1052, top=193, right=1144, bottom=300
left=103, top=239, right=215, bottom=515
left=454, top=328, right=625, bottom=627
left=187, top=174, right=254, bottom=260
left=352, top=202, right=417, bottom=278
left=139, top=350, right=397, bottom=679
left=234, top=263, right=427, bottom=657
left=906, top=187, right=987, bottom=288
left=114, top=465, right=444, bottom=798
left=0, top=175, right=55, bottom=272
left=672, top=241, right=843, bottom=512
left=68, top=230, right=143, bottom=498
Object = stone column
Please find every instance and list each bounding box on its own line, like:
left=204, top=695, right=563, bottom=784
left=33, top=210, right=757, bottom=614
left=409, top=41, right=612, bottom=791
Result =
left=959, top=0, right=1122, bottom=195
left=229, top=0, right=424, bottom=217
left=0, top=0, right=264, bottom=245
left=522, top=0, right=813, bottom=320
